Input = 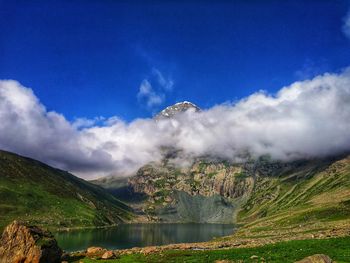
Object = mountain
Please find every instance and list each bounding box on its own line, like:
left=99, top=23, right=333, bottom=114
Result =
left=154, top=101, right=200, bottom=120
left=95, top=155, right=350, bottom=224
left=0, top=150, right=134, bottom=231
left=93, top=101, right=350, bottom=236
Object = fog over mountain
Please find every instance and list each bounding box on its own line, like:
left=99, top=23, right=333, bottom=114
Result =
left=1, top=68, right=350, bottom=179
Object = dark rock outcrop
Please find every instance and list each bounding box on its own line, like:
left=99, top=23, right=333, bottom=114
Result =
left=0, top=221, right=62, bottom=263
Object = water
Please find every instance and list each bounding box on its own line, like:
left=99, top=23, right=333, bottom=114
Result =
left=55, top=223, right=235, bottom=252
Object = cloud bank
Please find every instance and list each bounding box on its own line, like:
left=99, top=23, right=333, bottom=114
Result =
left=1, top=69, right=350, bottom=179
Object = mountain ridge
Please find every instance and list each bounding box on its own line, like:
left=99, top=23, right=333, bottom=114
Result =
left=0, top=150, right=134, bottom=231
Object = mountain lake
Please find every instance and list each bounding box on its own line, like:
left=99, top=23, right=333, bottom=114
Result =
left=55, top=223, right=236, bottom=252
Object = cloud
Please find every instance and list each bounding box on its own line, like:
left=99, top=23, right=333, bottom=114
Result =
left=72, top=116, right=105, bottom=129
left=137, top=68, right=174, bottom=109
left=0, top=80, right=116, bottom=178
left=1, top=68, right=350, bottom=179
left=152, top=68, right=174, bottom=91
left=137, top=79, right=165, bottom=108
left=343, top=11, right=350, bottom=39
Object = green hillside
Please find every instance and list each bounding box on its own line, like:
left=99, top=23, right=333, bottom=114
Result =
left=235, top=155, right=350, bottom=238
left=0, top=150, right=134, bottom=231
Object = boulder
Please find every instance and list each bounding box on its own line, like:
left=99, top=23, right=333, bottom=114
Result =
left=295, top=254, right=332, bottom=263
left=86, top=246, right=106, bottom=258
left=0, top=220, right=62, bottom=263
left=101, top=250, right=116, bottom=259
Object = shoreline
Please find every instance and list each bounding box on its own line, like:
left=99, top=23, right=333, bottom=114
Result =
left=66, top=222, right=350, bottom=254
left=66, top=228, right=350, bottom=262
left=53, top=221, right=239, bottom=232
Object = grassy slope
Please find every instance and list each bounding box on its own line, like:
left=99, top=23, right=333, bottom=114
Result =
left=73, top=236, right=350, bottom=262
left=235, top=155, right=350, bottom=238
left=0, top=150, right=134, bottom=231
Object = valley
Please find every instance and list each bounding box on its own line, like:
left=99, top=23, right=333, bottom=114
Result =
left=0, top=102, right=349, bottom=262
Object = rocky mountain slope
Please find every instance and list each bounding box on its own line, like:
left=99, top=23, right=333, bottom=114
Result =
left=93, top=102, right=350, bottom=234
left=95, top=155, right=350, bottom=225
left=0, top=150, right=134, bottom=231
left=154, top=101, right=200, bottom=120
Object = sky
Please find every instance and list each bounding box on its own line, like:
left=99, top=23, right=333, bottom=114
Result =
left=1, top=0, right=350, bottom=179
left=1, top=0, right=350, bottom=120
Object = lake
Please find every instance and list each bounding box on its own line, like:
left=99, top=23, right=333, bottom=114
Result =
left=55, top=223, right=235, bottom=252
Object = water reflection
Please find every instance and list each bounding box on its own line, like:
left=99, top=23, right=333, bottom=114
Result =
left=55, top=223, right=235, bottom=252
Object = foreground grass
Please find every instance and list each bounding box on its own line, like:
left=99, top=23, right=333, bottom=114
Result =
left=72, top=236, right=350, bottom=263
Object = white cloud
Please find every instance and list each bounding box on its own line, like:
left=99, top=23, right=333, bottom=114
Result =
left=1, top=68, right=350, bottom=179
left=343, top=11, right=350, bottom=39
left=137, top=79, right=165, bottom=108
left=137, top=68, right=174, bottom=109
left=72, top=116, right=105, bottom=129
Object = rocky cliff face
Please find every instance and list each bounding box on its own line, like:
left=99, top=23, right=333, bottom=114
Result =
left=129, top=160, right=254, bottom=201
left=97, top=155, right=343, bottom=224
left=126, top=157, right=310, bottom=222
left=0, top=221, right=62, bottom=263
left=126, top=160, right=254, bottom=223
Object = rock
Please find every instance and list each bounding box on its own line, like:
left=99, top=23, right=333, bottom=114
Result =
left=154, top=101, right=200, bottom=120
left=69, top=250, right=86, bottom=259
left=0, top=220, right=62, bottom=263
left=60, top=252, right=70, bottom=261
left=101, top=250, right=116, bottom=259
left=86, top=246, right=106, bottom=258
left=140, top=246, right=159, bottom=255
left=295, top=254, right=332, bottom=263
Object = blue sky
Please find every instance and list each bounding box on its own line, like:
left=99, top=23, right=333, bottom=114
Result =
left=1, top=0, right=350, bottom=122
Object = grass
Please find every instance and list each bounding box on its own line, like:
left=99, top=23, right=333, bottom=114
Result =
left=198, top=162, right=209, bottom=173
left=154, top=179, right=166, bottom=188
left=207, top=172, right=217, bottom=179
left=71, top=236, right=350, bottom=263
left=0, top=177, right=99, bottom=230
left=234, top=172, right=248, bottom=179
left=0, top=150, right=133, bottom=231
left=236, top=156, right=350, bottom=235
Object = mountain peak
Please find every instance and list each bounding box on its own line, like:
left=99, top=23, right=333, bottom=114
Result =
left=154, top=101, right=201, bottom=120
